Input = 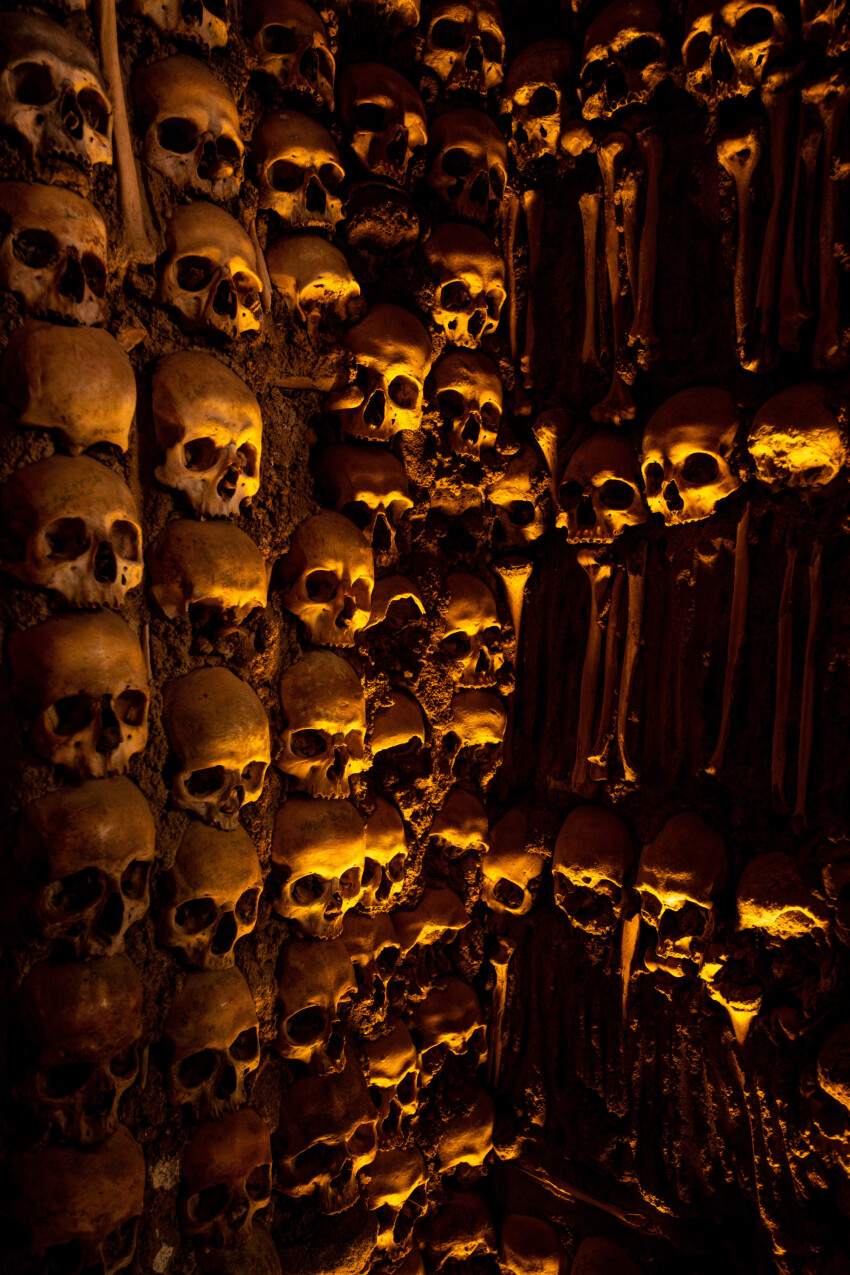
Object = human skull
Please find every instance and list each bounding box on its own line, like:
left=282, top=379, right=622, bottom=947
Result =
left=135, top=56, right=244, bottom=201
left=276, top=937, right=356, bottom=1072
left=362, top=1017, right=421, bottom=1142
left=443, top=689, right=507, bottom=787
left=558, top=429, right=647, bottom=543
left=426, top=108, right=506, bottom=223
left=157, top=202, right=264, bottom=339
left=393, top=887, right=471, bottom=957
left=314, top=444, right=413, bottom=565
left=278, top=651, right=368, bottom=798
left=281, top=510, right=374, bottom=646
left=153, top=351, right=262, bottom=518
left=736, top=852, right=831, bottom=940
left=440, top=572, right=504, bottom=688
left=247, top=0, right=335, bottom=111
left=252, top=111, right=344, bottom=230
left=424, top=223, right=505, bottom=347
left=164, top=967, right=260, bottom=1119
left=553, top=805, right=634, bottom=936
left=0, top=181, right=106, bottom=324
left=18, top=955, right=142, bottom=1144
left=16, top=778, right=155, bottom=957
left=426, top=1190, right=497, bottom=1269
left=148, top=520, right=268, bottom=625
left=0, top=12, right=112, bottom=167
left=339, top=63, right=428, bottom=186
left=12, top=1126, right=145, bottom=1273
left=198, top=1224, right=282, bottom=1275
left=682, top=0, right=791, bottom=109
left=371, top=688, right=432, bottom=808
left=363, top=1145, right=429, bottom=1257
left=818, top=1022, right=850, bottom=1114
left=487, top=444, right=551, bottom=552
left=802, top=0, right=850, bottom=59
left=342, top=911, right=402, bottom=1011
left=325, top=302, right=432, bottom=442
left=637, top=812, right=727, bottom=978
left=481, top=808, right=542, bottom=917
left=355, top=0, right=421, bottom=28
left=431, top=348, right=502, bottom=459
left=180, top=1108, right=272, bottom=1249
left=428, top=786, right=489, bottom=860
left=422, top=0, right=506, bottom=98
left=579, top=0, right=670, bottom=120
left=409, top=978, right=487, bottom=1082
left=748, top=384, right=847, bottom=493
left=2, top=456, right=143, bottom=609
left=435, top=1089, right=494, bottom=1174
left=502, top=40, right=573, bottom=171
left=131, top=0, right=228, bottom=49
left=500, top=1214, right=569, bottom=1275
left=163, top=667, right=271, bottom=830
left=266, top=235, right=360, bottom=339
left=362, top=797, right=409, bottom=912
left=271, top=795, right=366, bottom=937
left=8, top=612, right=149, bottom=778
left=641, top=387, right=742, bottom=525
left=157, top=823, right=263, bottom=969
left=0, top=321, right=136, bottom=454
left=276, top=1053, right=378, bottom=1213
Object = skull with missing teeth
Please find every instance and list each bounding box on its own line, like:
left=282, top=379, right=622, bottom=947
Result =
left=440, top=572, right=504, bottom=688
left=163, top=666, right=271, bottom=830
left=314, top=444, right=414, bottom=566
left=281, top=510, right=374, bottom=647
left=276, top=937, right=356, bottom=1072
left=363, top=1145, right=429, bottom=1258
left=641, top=387, right=742, bottom=525
left=488, top=444, right=551, bottom=551
left=481, top=808, right=542, bottom=918
left=253, top=111, right=345, bottom=231
left=558, top=428, right=647, bottom=543
left=278, top=651, right=368, bottom=798
left=431, top=348, right=502, bottom=460
left=0, top=12, right=112, bottom=168
left=579, top=0, right=670, bottom=120
left=153, top=352, right=262, bottom=518
left=637, top=812, right=727, bottom=978
left=180, top=1109, right=272, bottom=1250
left=553, top=805, right=634, bottom=936
left=424, top=224, right=505, bottom=347
left=340, top=63, right=428, bottom=185
left=682, top=0, right=792, bottom=109
left=502, top=40, right=573, bottom=170
left=371, top=689, right=432, bottom=808
left=247, top=0, right=336, bottom=111
left=157, top=823, right=263, bottom=970
left=444, top=689, right=506, bottom=787
left=157, top=203, right=263, bottom=339
left=135, top=56, right=244, bottom=201
left=427, top=108, right=507, bottom=222
left=326, top=303, right=432, bottom=442
left=163, top=966, right=260, bottom=1120
left=421, top=0, right=506, bottom=98
left=271, top=795, right=366, bottom=937
left=266, top=235, right=360, bottom=340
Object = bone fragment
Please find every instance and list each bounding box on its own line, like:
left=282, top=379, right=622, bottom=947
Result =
left=532, top=409, right=567, bottom=509
left=519, top=1157, right=645, bottom=1228
left=94, top=0, right=157, bottom=266
left=794, top=540, right=823, bottom=828
left=494, top=559, right=533, bottom=654
left=802, top=75, right=850, bottom=370
left=619, top=167, right=642, bottom=318
left=706, top=503, right=751, bottom=777
left=751, top=70, right=796, bottom=370
left=800, top=124, right=822, bottom=310
left=629, top=129, right=663, bottom=366
left=502, top=192, right=522, bottom=367
left=717, top=129, right=763, bottom=364
left=589, top=565, right=625, bottom=772
left=487, top=935, right=516, bottom=1087
left=591, top=371, right=635, bottom=425
left=573, top=549, right=613, bottom=792
left=520, top=190, right=544, bottom=389
left=592, top=135, right=636, bottom=425
left=249, top=217, right=273, bottom=315
left=778, top=101, right=811, bottom=351
left=616, top=543, right=647, bottom=784
left=579, top=190, right=602, bottom=367
left=771, top=540, right=797, bottom=812
left=620, top=909, right=641, bottom=1029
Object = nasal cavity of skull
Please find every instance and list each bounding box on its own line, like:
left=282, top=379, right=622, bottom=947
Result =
left=63, top=88, right=110, bottom=140
left=220, top=444, right=257, bottom=499
left=122, top=858, right=151, bottom=902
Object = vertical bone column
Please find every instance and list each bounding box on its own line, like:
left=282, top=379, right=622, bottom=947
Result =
left=487, top=935, right=517, bottom=1087
left=579, top=189, right=602, bottom=368
left=706, top=504, right=751, bottom=777
left=592, top=133, right=635, bottom=425
left=520, top=190, right=544, bottom=390
left=717, top=128, right=763, bottom=365
left=771, top=540, right=797, bottom=812
left=751, top=70, right=796, bottom=370
left=803, top=75, right=850, bottom=370
left=572, top=549, right=613, bottom=792
left=616, top=543, right=647, bottom=785
left=794, top=540, right=823, bottom=828
left=629, top=129, right=663, bottom=366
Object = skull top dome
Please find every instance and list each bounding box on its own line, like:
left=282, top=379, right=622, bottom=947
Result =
left=271, top=794, right=366, bottom=937
left=748, top=383, right=847, bottom=493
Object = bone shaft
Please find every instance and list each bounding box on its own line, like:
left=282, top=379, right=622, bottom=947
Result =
left=620, top=173, right=641, bottom=316
left=794, top=541, right=823, bottom=826
left=631, top=133, right=663, bottom=346
left=801, top=130, right=821, bottom=308
left=732, top=169, right=755, bottom=350
left=488, top=959, right=510, bottom=1085
left=706, top=504, right=751, bottom=776
left=598, top=148, right=625, bottom=349
left=589, top=566, right=625, bottom=768
left=502, top=193, right=522, bottom=365
left=771, top=542, right=797, bottom=811
left=521, top=190, right=544, bottom=389
left=813, top=94, right=850, bottom=369
left=755, top=88, right=792, bottom=345
left=579, top=192, right=601, bottom=365
left=573, top=556, right=612, bottom=791
left=250, top=217, right=273, bottom=314
left=779, top=105, right=807, bottom=350
left=616, top=544, right=647, bottom=784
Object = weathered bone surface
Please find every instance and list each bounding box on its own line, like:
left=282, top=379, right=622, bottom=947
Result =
left=428, top=785, right=489, bottom=859
left=440, top=571, right=504, bottom=687
left=271, top=794, right=366, bottom=936
left=559, top=428, right=647, bottom=543
left=553, top=805, right=633, bottom=935
left=682, top=0, right=791, bottom=109
left=148, top=519, right=268, bottom=622
left=637, top=812, right=727, bottom=978
left=424, top=222, right=506, bottom=347
left=275, top=936, right=356, bottom=1071
left=641, top=386, right=742, bottom=524
left=339, top=63, right=428, bottom=186
left=132, top=0, right=228, bottom=48
left=749, top=383, right=847, bottom=492
left=482, top=807, right=542, bottom=917
left=164, top=967, right=260, bottom=1118
left=326, top=302, right=432, bottom=441
left=421, top=0, right=506, bottom=98
left=431, top=347, right=502, bottom=459
left=246, top=0, right=335, bottom=111
left=277, top=651, right=367, bottom=798
left=314, top=443, right=413, bottom=563
left=266, top=235, right=360, bottom=337
left=363, top=795, right=409, bottom=912
left=281, top=509, right=374, bottom=646
left=157, top=202, right=264, bottom=338
left=579, top=0, right=669, bottom=120
left=502, top=40, right=573, bottom=171
left=426, top=107, right=507, bottom=221
left=362, top=1016, right=421, bottom=1143
left=363, top=1144, right=428, bottom=1256
left=252, top=111, right=345, bottom=230
left=179, top=1108, right=272, bottom=1249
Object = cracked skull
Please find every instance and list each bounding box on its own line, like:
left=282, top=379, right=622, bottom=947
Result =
left=363, top=1018, right=421, bottom=1143
left=180, top=1109, right=272, bottom=1250
left=148, top=520, right=268, bottom=625
left=16, top=778, right=155, bottom=958
left=558, top=428, right=647, bottom=543
left=748, top=383, right=847, bottom=493
left=0, top=181, right=106, bottom=324
left=637, top=812, right=727, bottom=978
left=157, top=823, right=263, bottom=970
left=247, top=0, right=335, bottom=110
left=580, top=0, right=670, bottom=120
left=502, top=40, right=573, bottom=170
left=641, top=386, right=742, bottom=525
left=424, top=223, right=505, bottom=347
left=9, top=612, right=148, bottom=779
left=281, top=510, right=374, bottom=647
left=276, top=936, right=356, bottom=1072
left=481, top=808, right=542, bottom=918
left=362, top=796, right=409, bottom=912
left=340, top=63, right=427, bottom=185
left=266, top=235, right=360, bottom=338
left=271, top=795, right=366, bottom=937
left=164, top=967, right=260, bottom=1120
left=326, top=302, right=432, bottom=442
left=253, top=111, right=344, bottom=230
left=682, top=0, right=791, bottom=108
left=163, top=667, right=270, bottom=830
left=157, top=203, right=263, bottom=338
left=131, top=0, right=228, bottom=50
left=431, top=347, right=502, bottom=459
left=422, top=0, right=506, bottom=98
left=427, top=108, right=506, bottom=222
left=135, top=55, right=244, bottom=201
left=153, top=351, right=262, bottom=518
left=0, top=12, right=112, bottom=167
left=553, top=805, right=634, bottom=936
left=18, top=954, right=142, bottom=1145
left=278, top=651, right=367, bottom=798
left=440, top=572, right=504, bottom=688
left=314, top=444, right=413, bottom=565
left=1, top=455, right=143, bottom=609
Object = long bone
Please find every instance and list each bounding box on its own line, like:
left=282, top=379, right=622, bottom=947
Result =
left=778, top=105, right=811, bottom=352
left=794, top=540, right=822, bottom=828
left=572, top=548, right=614, bottom=792
left=771, top=539, right=797, bottom=813
left=592, top=133, right=635, bottom=425
left=520, top=190, right=544, bottom=390
left=802, top=75, right=850, bottom=370
left=487, top=935, right=516, bottom=1087
left=619, top=166, right=642, bottom=318
left=589, top=564, right=625, bottom=775
left=706, top=504, right=751, bottom=777
left=579, top=189, right=602, bottom=367
left=532, top=408, right=568, bottom=509
left=616, top=543, right=647, bottom=785
left=629, top=129, right=663, bottom=366
left=751, top=70, right=796, bottom=371
left=717, top=128, right=763, bottom=365
left=494, top=559, right=533, bottom=659
left=800, top=123, right=822, bottom=311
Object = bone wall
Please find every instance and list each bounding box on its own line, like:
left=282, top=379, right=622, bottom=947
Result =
left=0, top=0, right=849, bottom=1273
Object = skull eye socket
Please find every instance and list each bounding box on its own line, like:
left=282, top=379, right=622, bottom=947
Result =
left=178, top=1048, right=218, bottom=1088
left=113, top=690, right=147, bottom=727
left=12, top=61, right=57, bottom=106
left=684, top=31, right=712, bottom=71
left=110, top=1043, right=139, bottom=1079
left=183, top=435, right=222, bottom=471
left=175, top=897, right=218, bottom=934
left=319, top=162, right=344, bottom=194
left=598, top=478, right=638, bottom=510
left=268, top=159, right=303, bottom=192
left=340, top=500, right=372, bottom=531
left=431, top=17, right=465, bottom=49
left=186, top=765, right=224, bottom=796
left=489, top=165, right=506, bottom=198
left=387, top=853, right=406, bottom=882
left=204, top=0, right=227, bottom=18
left=441, top=146, right=474, bottom=177
left=78, top=89, right=110, bottom=136
left=43, top=516, right=90, bottom=561
left=643, top=461, right=663, bottom=495
left=377, top=944, right=400, bottom=974
left=493, top=876, right=525, bottom=909
left=82, top=253, right=106, bottom=298
left=305, top=568, right=340, bottom=603
left=681, top=452, right=720, bottom=486
left=236, top=887, right=260, bottom=924
left=111, top=519, right=142, bottom=562
left=189, top=1183, right=229, bottom=1224
left=623, top=35, right=664, bottom=70
left=157, top=116, right=200, bottom=154
left=290, top=728, right=330, bottom=758
left=396, top=1072, right=416, bottom=1104
left=339, top=866, right=362, bottom=897
left=236, top=441, right=258, bottom=477
left=260, top=21, right=298, bottom=52
left=293, top=873, right=327, bottom=903
left=121, top=857, right=151, bottom=902
left=176, top=254, right=214, bottom=292
left=13, top=228, right=58, bottom=268
left=350, top=1121, right=376, bottom=1153
left=355, top=101, right=387, bottom=132
left=438, top=280, right=471, bottom=313
left=41, top=1060, right=93, bottom=1098
left=44, top=866, right=104, bottom=914
left=45, top=694, right=93, bottom=736
left=368, top=1083, right=384, bottom=1107
left=528, top=85, right=558, bottom=116
left=388, top=375, right=419, bottom=409
left=639, top=891, right=662, bottom=921
left=230, top=1025, right=259, bottom=1061
left=735, top=6, right=776, bottom=45
left=241, top=760, right=266, bottom=790
left=442, top=631, right=472, bottom=658
left=285, top=1005, right=326, bottom=1044
left=581, top=58, right=607, bottom=94
left=504, top=499, right=535, bottom=527
left=294, top=1140, right=337, bottom=1175
left=438, top=389, right=464, bottom=422
left=560, top=479, right=583, bottom=508
left=102, top=1218, right=139, bottom=1266
left=480, top=27, right=504, bottom=63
